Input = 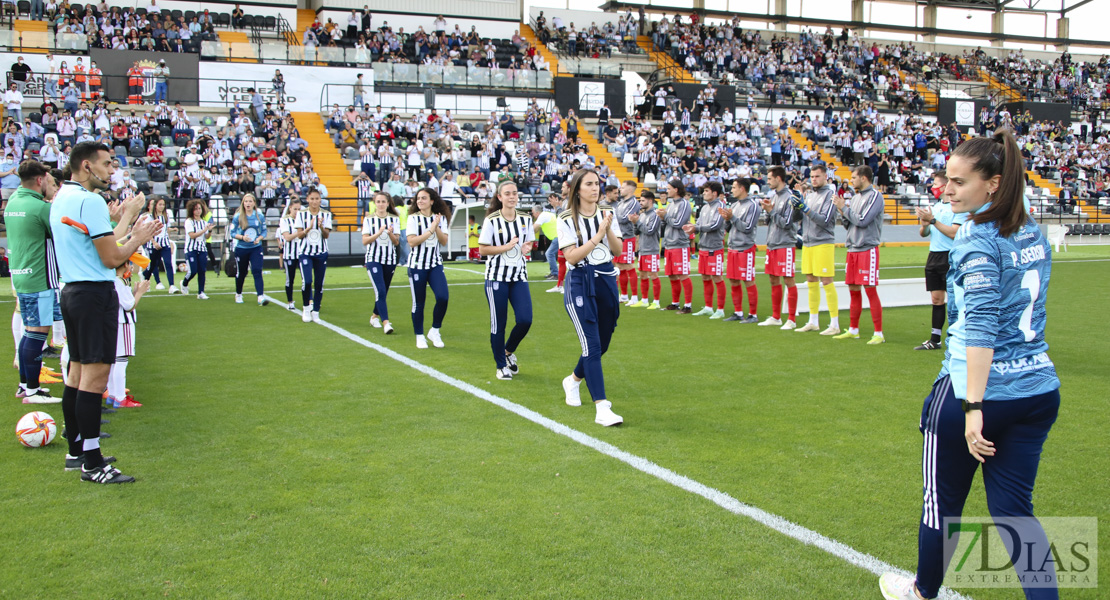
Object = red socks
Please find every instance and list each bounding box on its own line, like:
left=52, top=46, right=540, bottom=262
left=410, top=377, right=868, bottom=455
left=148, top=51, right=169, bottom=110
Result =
left=747, top=284, right=758, bottom=315
left=865, top=286, right=882, bottom=333
left=641, top=278, right=649, bottom=300
left=731, top=283, right=743, bottom=312
left=671, top=279, right=681, bottom=304
left=715, top=280, right=726, bottom=310
left=629, top=270, right=638, bottom=297
left=619, top=270, right=627, bottom=295
left=786, top=286, right=798, bottom=321
left=703, top=279, right=713, bottom=307
left=771, top=284, right=783, bottom=319
left=850, top=289, right=863, bottom=329
left=681, top=278, right=693, bottom=304
left=557, top=256, right=566, bottom=286
left=652, top=278, right=660, bottom=300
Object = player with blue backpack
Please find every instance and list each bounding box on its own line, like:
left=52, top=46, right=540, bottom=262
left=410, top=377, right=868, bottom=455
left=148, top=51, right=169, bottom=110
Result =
left=880, top=129, right=1062, bottom=600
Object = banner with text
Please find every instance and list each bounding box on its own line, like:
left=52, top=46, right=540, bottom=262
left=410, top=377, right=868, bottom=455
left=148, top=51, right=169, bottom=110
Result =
left=198, top=63, right=374, bottom=112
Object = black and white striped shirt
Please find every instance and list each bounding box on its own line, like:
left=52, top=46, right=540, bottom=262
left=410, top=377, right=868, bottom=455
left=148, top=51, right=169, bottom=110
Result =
left=278, top=216, right=302, bottom=260
left=356, top=179, right=376, bottom=199
left=362, top=215, right=399, bottom=265
left=557, top=207, right=621, bottom=270
left=406, top=213, right=447, bottom=269
left=479, top=211, right=534, bottom=282
left=294, top=210, right=332, bottom=255
left=183, top=218, right=208, bottom=252
left=151, top=214, right=171, bottom=247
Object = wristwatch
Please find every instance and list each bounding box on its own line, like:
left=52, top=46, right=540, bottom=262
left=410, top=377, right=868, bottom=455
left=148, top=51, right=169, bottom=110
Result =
left=962, top=400, right=983, bottom=412
left=929, top=218, right=937, bottom=225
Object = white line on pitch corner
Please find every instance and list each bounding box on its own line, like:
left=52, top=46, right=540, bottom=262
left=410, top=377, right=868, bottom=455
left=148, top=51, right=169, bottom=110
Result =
left=269, top=295, right=973, bottom=600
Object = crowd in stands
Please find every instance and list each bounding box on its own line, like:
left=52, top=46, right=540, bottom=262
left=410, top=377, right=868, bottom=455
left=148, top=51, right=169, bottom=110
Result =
left=46, top=1, right=219, bottom=53
left=303, top=12, right=548, bottom=71
left=532, top=10, right=642, bottom=57
left=971, top=48, right=1109, bottom=110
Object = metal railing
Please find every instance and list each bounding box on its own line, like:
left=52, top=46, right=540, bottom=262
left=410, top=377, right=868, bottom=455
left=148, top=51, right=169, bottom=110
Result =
left=0, top=30, right=88, bottom=53
left=318, top=83, right=557, bottom=117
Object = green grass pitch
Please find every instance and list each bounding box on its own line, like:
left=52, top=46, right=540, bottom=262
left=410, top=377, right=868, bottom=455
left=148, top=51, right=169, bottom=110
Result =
left=1, top=246, right=1107, bottom=599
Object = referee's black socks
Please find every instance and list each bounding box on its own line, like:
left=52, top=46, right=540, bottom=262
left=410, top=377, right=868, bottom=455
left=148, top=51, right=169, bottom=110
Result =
left=76, top=389, right=106, bottom=468
left=930, top=303, right=946, bottom=344
left=62, top=385, right=82, bottom=458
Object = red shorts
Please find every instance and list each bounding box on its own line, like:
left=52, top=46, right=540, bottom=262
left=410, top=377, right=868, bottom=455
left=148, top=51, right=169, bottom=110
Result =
left=698, top=249, right=724, bottom=277
left=726, top=246, right=757, bottom=281
left=845, top=248, right=880, bottom=286
left=614, top=237, right=637, bottom=264
left=765, top=247, right=796, bottom=278
left=468, top=247, right=480, bottom=260
left=664, top=247, right=690, bottom=276
left=638, top=254, right=659, bottom=273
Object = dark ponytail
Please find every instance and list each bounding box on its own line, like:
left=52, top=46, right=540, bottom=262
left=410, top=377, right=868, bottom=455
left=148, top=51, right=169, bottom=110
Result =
left=951, top=127, right=1026, bottom=238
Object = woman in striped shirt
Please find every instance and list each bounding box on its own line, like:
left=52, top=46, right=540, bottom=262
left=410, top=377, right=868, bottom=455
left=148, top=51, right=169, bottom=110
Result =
left=362, top=191, right=400, bottom=335
left=294, top=188, right=332, bottom=323
left=406, top=187, right=451, bottom=349
left=228, top=193, right=269, bottom=306
left=180, top=199, right=215, bottom=300
left=143, top=196, right=180, bottom=294
left=277, top=198, right=303, bottom=310
left=558, top=169, right=624, bottom=427
left=479, top=180, right=534, bottom=380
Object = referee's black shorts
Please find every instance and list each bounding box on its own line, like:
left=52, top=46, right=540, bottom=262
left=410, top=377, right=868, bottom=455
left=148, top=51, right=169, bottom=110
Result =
left=60, top=282, right=119, bottom=365
left=924, top=251, right=950, bottom=292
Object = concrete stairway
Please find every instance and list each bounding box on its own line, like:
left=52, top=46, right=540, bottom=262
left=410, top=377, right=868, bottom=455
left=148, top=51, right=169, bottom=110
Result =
left=292, top=112, right=356, bottom=228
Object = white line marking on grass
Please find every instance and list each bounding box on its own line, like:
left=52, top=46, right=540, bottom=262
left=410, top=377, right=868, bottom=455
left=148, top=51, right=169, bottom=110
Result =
left=268, top=295, right=973, bottom=600
left=138, top=280, right=555, bottom=299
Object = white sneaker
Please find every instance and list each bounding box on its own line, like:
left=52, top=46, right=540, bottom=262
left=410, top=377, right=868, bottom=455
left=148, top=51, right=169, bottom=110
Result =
left=495, top=367, right=513, bottom=380
left=820, top=325, right=841, bottom=336
left=758, top=316, right=782, bottom=326
left=197, top=292, right=209, bottom=300
left=287, top=302, right=296, bottom=311
left=302, top=308, right=312, bottom=323
left=416, top=335, right=428, bottom=349
left=780, top=320, right=797, bottom=331
left=311, top=311, right=320, bottom=323
left=155, top=282, right=166, bottom=290
left=562, top=375, right=582, bottom=407
left=179, top=284, right=187, bottom=295
left=618, top=294, right=629, bottom=303
left=625, top=297, right=639, bottom=307
left=235, top=294, right=243, bottom=304
left=795, top=322, right=820, bottom=332
left=594, top=400, right=623, bottom=426
left=504, top=352, right=518, bottom=374
left=878, top=573, right=921, bottom=600
left=383, top=322, right=394, bottom=335
left=369, top=315, right=382, bottom=328
left=546, top=285, right=563, bottom=294
left=427, top=328, right=444, bottom=348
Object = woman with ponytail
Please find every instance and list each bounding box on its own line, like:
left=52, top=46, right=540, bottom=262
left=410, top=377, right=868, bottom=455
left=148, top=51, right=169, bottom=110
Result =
left=557, top=169, right=624, bottom=427
left=879, top=128, right=1061, bottom=600
left=479, top=180, right=534, bottom=380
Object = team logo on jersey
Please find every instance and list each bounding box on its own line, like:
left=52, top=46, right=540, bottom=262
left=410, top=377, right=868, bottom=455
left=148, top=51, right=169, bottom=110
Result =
left=575, top=296, right=583, bottom=307
left=492, top=282, right=499, bottom=291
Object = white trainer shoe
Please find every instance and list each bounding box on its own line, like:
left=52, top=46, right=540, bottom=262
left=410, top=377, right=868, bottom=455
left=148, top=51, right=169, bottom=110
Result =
left=795, top=322, right=820, bottom=332
left=155, top=282, right=165, bottom=290
left=546, top=285, right=564, bottom=294
left=625, top=297, right=639, bottom=307
left=383, top=322, right=394, bottom=335
left=618, top=294, right=629, bottom=303
left=179, top=284, right=188, bottom=295
left=878, top=573, right=921, bottom=600
left=235, top=294, right=244, bottom=304
left=820, top=325, right=842, bottom=336
left=416, top=335, right=428, bottom=349
left=301, top=308, right=312, bottom=323
left=311, top=311, right=320, bottom=323
left=197, top=292, right=209, bottom=300
left=495, top=367, right=513, bottom=380
left=427, top=328, right=444, bottom=348
left=758, top=316, right=782, bottom=326
left=369, top=315, right=382, bottom=328
left=562, top=375, right=582, bottom=407
left=287, top=302, right=296, bottom=311
left=780, top=320, right=797, bottom=330
left=594, top=400, right=623, bottom=426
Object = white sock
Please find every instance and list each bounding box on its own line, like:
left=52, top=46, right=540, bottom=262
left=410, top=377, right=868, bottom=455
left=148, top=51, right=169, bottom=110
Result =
left=874, top=331, right=884, bottom=338
left=82, top=437, right=100, bottom=452
left=11, top=311, right=23, bottom=355
left=60, top=343, right=69, bottom=385
left=848, top=327, right=859, bottom=335
left=52, top=320, right=66, bottom=346
left=108, top=357, right=128, bottom=399
left=808, top=314, right=819, bottom=327
left=429, top=327, right=440, bottom=336
left=629, top=296, right=638, bottom=302
left=830, top=316, right=839, bottom=328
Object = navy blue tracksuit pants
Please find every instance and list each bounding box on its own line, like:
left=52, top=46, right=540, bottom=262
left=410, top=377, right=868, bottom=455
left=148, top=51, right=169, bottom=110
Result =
left=234, top=245, right=265, bottom=296
left=300, top=252, right=328, bottom=312
left=144, top=245, right=175, bottom=286
left=484, top=279, right=533, bottom=369
left=367, top=261, right=396, bottom=322
left=915, top=374, right=1061, bottom=599
left=284, top=258, right=300, bottom=303
left=182, top=250, right=207, bottom=293
left=564, top=263, right=619, bottom=401
left=409, top=265, right=448, bottom=335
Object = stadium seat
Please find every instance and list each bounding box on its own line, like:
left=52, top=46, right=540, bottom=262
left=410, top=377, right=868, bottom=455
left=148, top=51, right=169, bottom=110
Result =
left=201, top=116, right=216, bottom=126
left=1081, top=223, right=1094, bottom=235
left=161, top=136, right=174, bottom=147
left=26, top=142, right=40, bottom=155
left=132, top=169, right=149, bottom=183
left=165, top=157, right=180, bottom=170
left=1065, top=223, right=1077, bottom=235
left=28, top=112, right=40, bottom=124
left=129, top=145, right=145, bottom=158
left=149, top=169, right=166, bottom=182
left=136, top=182, right=150, bottom=194
left=151, top=182, right=168, bottom=196
left=170, top=9, right=182, bottom=20
left=263, top=16, right=276, bottom=30
left=184, top=10, right=196, bottom=21
left=114, top=146, right=127, bottom=159
left=218, top=13, right=230, bottom=27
